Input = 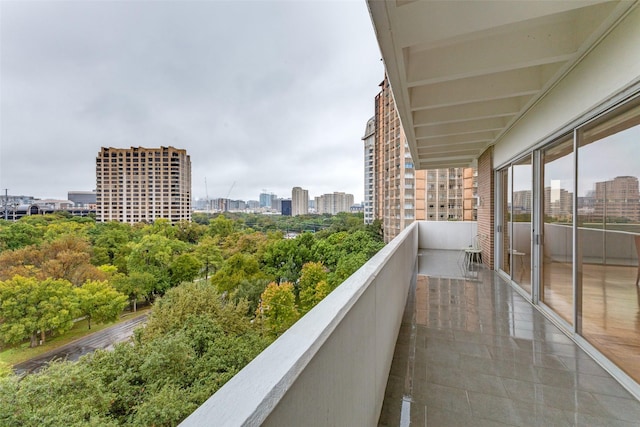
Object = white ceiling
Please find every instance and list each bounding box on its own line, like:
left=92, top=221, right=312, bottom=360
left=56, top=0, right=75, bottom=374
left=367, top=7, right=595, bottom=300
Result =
left=367, top=0, right=637, bottom=169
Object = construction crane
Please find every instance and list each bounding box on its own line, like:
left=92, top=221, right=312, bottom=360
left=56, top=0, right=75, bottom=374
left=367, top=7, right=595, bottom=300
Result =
left=226, top=181, right=236, bottom=199
left=224, top=181, right=236, bottom=212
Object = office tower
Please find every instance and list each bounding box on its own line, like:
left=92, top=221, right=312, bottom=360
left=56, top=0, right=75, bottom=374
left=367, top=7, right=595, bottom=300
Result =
left=259, top=192, right=276, bottom=208
left=96, top=146, right=191, bottom=223
left=291, top=187, right=309, bottom=216
left=315, top=192, right=354, bottom=215
left=281, top=199, right=292, bottom=216
left=362, top=117, right=375, bottom=225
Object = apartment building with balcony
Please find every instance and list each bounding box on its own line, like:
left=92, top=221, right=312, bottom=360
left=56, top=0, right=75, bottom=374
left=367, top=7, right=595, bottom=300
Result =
left=370, top=77, right=478, bottom=240
left=182, top=2, right=640, bottom=425
left=419, top=167, right=477, bottom=221
left=96, top=146, right=191, bottom=223
left=374, top=77, right=416, bottom=242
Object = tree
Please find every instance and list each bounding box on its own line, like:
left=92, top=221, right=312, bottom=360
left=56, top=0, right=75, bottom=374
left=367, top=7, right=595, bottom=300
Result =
left=90, top=221, right=133, bottom=269
left=0, top=245, right=43, bottom=281
left=0, top=276, right=78, bottom=347
left=174, top=220, right=206, bottom=244
left=145, top=218, right=177, bottom=238
left=210, top=253, right=266, bottom=293
left=298, top=262, right=328, bottom=314
left=261, top=234, right=314, bottom=284
left=329, top=252, right=369, bottom=288
left=40, top=235, right=99, bottom=286
left=208, top=214, right=237, bottom=238
left=170, top=253, right=202, bottom=286
left=257, top=282, right=299, bottom=337
left=232, top=278, right=271, bottom=315
left=42, top=220, right=92, bottom=242
left=75, top=280, right=128, bottom=329
left=0, top=221, right=43, bottom=252
left=127, top=234, right=188, bottom=295
left=112, top=271, right=156, bottom=312
left=141, top=281, right=253, bottom=342
left=193, top=236, right=223, bottom=279
left=0, top=360, right=116, bottom=426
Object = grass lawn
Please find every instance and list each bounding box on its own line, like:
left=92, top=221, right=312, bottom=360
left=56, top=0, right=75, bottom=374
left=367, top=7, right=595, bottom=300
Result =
left=0, top=308, right=150, bottom=367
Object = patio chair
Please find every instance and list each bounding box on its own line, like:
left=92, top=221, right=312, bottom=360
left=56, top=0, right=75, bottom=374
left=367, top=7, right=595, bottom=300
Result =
left=464, top=234, right=483, bottom=267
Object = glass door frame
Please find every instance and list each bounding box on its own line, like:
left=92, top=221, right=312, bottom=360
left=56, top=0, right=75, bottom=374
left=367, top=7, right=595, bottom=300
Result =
left=535, top=132, right=577, bottom=334
left=496, top=153, right=534, bottom=299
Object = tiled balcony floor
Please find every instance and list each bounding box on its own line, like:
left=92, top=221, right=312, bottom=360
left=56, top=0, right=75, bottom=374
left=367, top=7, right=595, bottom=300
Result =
left=379, top=250, right=640, bottom=427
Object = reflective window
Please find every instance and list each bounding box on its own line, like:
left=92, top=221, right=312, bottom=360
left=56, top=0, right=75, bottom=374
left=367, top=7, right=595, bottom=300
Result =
left=577, top=100, right=640, bottom=382
left=512, top=155, right=532, bottom=293
left=541, top=136, right=574, bottom=324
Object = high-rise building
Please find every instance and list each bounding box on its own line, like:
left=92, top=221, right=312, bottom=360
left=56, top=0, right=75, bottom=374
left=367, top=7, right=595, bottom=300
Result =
left=259, top=192, right=274, bottom=208
left=418, top=168, right=477, bottom=221
left=594, top=176, right=640, bottom=221
left=362, top=117, right=375, bottom=224
left=281, top=199, right=292, bottom=216
left=291, top=187, right=309, bottom=216
left=96, top=146, right=191, bottom=223
left=370, top=77, right=478, bottom=241
left=374, top=77, right=416, bottom=242
left=271, top=197, right=283, bottom=212
left=315, top=192, right=354, bottom=215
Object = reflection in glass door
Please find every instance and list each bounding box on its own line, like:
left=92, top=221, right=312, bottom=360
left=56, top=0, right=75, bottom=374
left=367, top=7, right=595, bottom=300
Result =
left=577, top=101, right=640, bottom=382
left=541, top=137, right=574, bottom=326
left=499, top=168, right=511, bottom=276
left=512, top=156, right=532, bottom=294
left=498, top=158, right=533, bottom=295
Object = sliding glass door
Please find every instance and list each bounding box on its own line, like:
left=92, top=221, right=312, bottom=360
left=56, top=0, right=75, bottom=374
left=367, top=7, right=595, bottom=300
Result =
left=498, top=156, right=533, bottom=296
left=497, top=95, right=640, bottom=386
left=577, top=100, right=640, bottom=382
left=540, top=137, right=574, bottom=326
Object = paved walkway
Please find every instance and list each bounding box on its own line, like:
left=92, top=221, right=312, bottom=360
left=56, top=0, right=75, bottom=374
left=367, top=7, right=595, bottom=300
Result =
left=379, top=250, right=640, bottom=426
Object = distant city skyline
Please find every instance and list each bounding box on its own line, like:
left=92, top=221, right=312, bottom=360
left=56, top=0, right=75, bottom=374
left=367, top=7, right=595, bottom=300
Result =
left=0, top=2, right=382, bottom=203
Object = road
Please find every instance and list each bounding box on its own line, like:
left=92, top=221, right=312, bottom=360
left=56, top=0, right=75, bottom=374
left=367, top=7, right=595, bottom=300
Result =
left=13, top=314, right=148, bottom=375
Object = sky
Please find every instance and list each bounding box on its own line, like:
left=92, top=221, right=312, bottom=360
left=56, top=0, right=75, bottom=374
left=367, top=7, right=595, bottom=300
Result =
left=0, top=0, right=383, bottom=203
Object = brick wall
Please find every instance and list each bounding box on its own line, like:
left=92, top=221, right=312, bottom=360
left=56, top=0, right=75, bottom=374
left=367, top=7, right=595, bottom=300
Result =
left=477, top=147, right=494, bottom=269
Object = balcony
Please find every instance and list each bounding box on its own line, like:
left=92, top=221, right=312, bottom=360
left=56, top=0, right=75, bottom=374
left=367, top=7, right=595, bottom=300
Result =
left=180, top=222, right=640, bottom=426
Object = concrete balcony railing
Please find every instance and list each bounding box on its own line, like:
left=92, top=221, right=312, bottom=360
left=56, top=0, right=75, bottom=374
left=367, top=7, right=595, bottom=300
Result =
left=179, top=221, right=477, bottom=426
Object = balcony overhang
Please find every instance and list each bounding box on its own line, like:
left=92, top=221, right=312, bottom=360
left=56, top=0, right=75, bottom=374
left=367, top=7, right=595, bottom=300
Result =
left=367, top=0, right=636, bottom=170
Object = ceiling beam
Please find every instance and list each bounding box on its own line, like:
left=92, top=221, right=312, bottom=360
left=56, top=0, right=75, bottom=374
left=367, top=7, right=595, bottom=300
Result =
left=409, top=64, right=561, bottom=110
left=393, top=0, right=609, bottom=49
left=406, top=20, right=579, bottom=86
left=412, top=96, right=527, bottom=126
left=416, top=130, right=497, bottom=144
left=415, top=117, right=509, bottom=139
